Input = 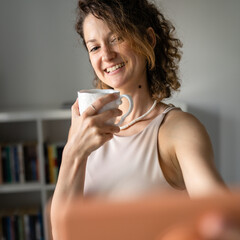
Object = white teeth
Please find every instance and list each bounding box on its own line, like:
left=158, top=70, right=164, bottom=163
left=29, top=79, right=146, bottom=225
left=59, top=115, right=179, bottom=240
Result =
left=106, top=62, right=125, bottom=73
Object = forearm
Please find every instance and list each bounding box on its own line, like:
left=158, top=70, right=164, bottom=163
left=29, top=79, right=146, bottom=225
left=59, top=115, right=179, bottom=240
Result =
left=50, top=93, right=121, bottom=239
left=54, top=143, right=88, bottom=197
left=50, top=143, right=88, bottom=240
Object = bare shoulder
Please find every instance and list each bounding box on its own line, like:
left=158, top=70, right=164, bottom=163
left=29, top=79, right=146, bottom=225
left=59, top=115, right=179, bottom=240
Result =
left=163, top=108, right=202, bottom=128
left=158, top=108, right=227, bottom=196
left=159, top=108, right=211, bottom=147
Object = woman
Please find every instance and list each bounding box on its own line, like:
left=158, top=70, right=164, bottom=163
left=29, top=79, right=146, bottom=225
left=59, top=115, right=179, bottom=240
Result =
left=51, top=0, right=227, bottom=218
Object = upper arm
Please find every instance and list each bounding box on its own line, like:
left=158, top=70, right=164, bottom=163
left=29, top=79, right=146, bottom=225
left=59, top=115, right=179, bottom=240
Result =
left=161, top=111, right=226, bottom=197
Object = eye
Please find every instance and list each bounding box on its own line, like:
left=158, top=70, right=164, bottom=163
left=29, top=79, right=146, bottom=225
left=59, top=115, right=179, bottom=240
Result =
left=110, top=36, right=123, bottom=44
left=89, top=46, right=100, bottom=53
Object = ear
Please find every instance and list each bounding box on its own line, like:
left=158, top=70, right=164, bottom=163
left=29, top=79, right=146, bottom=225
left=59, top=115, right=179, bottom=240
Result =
left=146, top=27, right=156, bottom=48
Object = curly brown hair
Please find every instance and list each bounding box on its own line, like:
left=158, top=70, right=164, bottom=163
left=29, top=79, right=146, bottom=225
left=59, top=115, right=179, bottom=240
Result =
left=76, top=0, right=182, bottom=101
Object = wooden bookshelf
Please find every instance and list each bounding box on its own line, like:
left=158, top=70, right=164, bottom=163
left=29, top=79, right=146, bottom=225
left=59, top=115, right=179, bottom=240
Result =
left=0, top=109, right=71, bottom=240
left=0, top=102, right=187, bottom=239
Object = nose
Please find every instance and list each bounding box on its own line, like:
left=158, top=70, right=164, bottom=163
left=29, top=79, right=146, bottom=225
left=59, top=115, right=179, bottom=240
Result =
left=102, top=45, right=116, bottom=61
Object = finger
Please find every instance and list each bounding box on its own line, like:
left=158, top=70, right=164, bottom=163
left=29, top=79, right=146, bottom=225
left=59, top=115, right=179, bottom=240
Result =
left=198, top=213, right=240, bottom=240
left=159, top=224, right=200, bottom=240
left=96, top=108, right=123, bottom=123
left=88, top=132, right=114, bottom=152
left=219, top=228, right=240, bottom=240
left=99, top=133, right=115, bottom=146
left=197, top=213, right=225, bottom=239
left=98, top=123, right=120, bottom=134
left=84, top=93, right=119, bottom=116
left=71, top=98, right=80, bottom=118
left=88, top=122, right=120, bottom=139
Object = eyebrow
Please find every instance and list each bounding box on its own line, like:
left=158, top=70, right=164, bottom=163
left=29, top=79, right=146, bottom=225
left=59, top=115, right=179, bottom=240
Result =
left=85, top=32, right=114, bottom=45
left=85, top=39, right=97, bottom=45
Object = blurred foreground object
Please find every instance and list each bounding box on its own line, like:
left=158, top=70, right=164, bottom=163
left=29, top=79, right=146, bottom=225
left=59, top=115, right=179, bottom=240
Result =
left=54, top=191, right=240, bottom=240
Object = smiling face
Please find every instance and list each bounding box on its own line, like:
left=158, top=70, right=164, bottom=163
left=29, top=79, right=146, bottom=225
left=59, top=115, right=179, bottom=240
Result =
left=83, top=14, right=147, bottom=91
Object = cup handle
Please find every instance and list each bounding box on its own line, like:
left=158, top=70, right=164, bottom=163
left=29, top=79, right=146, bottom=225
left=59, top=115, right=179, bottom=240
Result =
left=116, top=94, right=133, bottom=126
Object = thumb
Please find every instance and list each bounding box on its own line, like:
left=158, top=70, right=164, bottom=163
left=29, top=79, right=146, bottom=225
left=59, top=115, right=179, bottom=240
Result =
left=157, top=224, right=200, bottom=240
left=71, top=98, right=80, bottom=118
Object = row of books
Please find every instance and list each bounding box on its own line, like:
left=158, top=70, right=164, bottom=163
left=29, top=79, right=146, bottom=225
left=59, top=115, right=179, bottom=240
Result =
left=44, top=143, right=64, bottom=184
left=0, top=143, right=39, bottom=184
left=0, top=208, right=44, bottom=240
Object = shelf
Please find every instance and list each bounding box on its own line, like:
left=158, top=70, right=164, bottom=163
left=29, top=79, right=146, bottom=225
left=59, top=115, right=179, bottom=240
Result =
left=0, top=109, right=71, bottom=122
left=0, top=183, right=42, bottom=194
left=44, top=184, right=56, bottom=191
left=0, top=109, right=71, bottom=240
left=0, top=183, right=56, bottom=193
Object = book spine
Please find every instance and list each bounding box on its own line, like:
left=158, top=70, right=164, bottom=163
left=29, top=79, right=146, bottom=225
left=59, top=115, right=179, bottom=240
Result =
left=30, top=144, right=38, bottom=181
left=1, top=209, right=44, bottom=240
left=44, top=143, right=50, bottom=184
left=5, top=146, right=12, bottom=183
left=0, top=143, right=29, bottom=184
left=13, top=145, right=20, bottom=183
left=0, top=215, right=3, bottom=240
left=18, top=214, right=25, bottom=240
left=24, top=214, right=30, bottom=240
left=23, top=143, right=38, bottom=182
left=53, top=145, right=58, bottom=183
left=47, top=145, right=55, bottom=184
left=46, top=143, right=64, bottom=184
left=0, top=145, right=2, bottom=184
left=9, top=145, right=16, bottom=183
left=1, top=146, right=7, bottom=182
left=23, top=145, right=31, bottom=182
left=2, top=216, right=8, bottom=240
left=56, top=144, right=64, bottom=179
left=18, top=144, right=25, bottom=183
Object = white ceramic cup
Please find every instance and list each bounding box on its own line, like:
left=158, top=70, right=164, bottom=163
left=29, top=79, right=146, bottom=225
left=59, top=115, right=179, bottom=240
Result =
left=78, top=89, right=133, bottom=126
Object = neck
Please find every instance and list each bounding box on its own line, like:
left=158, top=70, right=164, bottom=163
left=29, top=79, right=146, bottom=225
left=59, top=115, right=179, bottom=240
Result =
left=120, top=99, right=157, bottom=130
left=117, top=86, right=155, bottom=124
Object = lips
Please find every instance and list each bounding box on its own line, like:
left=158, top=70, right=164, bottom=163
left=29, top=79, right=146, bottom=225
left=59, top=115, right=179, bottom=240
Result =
left=105, top=62, right=125, bottom=73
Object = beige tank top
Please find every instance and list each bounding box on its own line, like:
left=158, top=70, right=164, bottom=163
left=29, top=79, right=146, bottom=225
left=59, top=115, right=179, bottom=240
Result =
left=84, top=106, right=178, bottom=198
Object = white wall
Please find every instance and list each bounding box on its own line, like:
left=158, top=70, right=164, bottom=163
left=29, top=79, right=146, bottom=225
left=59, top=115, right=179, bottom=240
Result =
left=158, top=0, right=240, bottom=185
left=0, top=0, right=93, bottom=110
left=0, top=0, right=239, bottom=185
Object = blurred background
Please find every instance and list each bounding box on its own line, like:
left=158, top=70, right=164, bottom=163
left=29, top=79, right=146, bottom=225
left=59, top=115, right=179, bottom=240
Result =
left=0, top=0, right=240, bottom=185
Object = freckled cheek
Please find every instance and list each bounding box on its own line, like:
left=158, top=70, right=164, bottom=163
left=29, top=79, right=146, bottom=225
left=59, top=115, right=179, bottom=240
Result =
left=89, top=57, right=100, bottom=73
left=90, top=58, right=104, bottom=79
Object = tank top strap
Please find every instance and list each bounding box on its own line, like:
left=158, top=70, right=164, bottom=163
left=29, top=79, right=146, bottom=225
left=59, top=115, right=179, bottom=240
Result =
left=148, top=105, right=180, bottom=132
left=162, top=105, right=180, bottom=115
